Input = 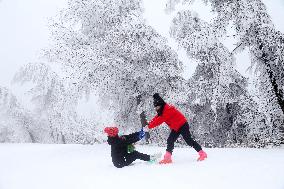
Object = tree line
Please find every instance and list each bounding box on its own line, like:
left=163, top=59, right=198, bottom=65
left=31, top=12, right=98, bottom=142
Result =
left=1, top=0, right=283, bottom=147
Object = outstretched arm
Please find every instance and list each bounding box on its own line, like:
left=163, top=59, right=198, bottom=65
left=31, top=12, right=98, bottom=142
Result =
left=148, top=115, right=164, bottom=129
left=121, top=132, right=141, bottom=145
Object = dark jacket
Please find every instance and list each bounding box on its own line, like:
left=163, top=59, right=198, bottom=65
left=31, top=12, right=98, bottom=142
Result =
left=107, top=132, right=140, bottom=167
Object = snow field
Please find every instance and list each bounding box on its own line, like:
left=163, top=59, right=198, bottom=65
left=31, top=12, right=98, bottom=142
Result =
left=0, top=144, right=284, bottom=189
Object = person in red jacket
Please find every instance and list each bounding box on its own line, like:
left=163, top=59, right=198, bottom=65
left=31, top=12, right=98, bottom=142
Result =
left=148, top=93, right=207, bottom=164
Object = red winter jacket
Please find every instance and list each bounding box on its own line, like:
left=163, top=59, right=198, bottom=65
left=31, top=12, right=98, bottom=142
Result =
left=148, top=104, right=187, bottom=132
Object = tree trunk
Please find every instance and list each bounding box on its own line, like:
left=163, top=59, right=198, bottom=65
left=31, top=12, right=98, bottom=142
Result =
left=61, top=132, right=66, bottom=144
left=136, top=94, right=150, bottom=143
left=265, top=64, right=284, bottom=144
left=136, top=95, right=148, bottom=127
left=27, top=131, right=35, bottom=143
left=264, top=59, right=284, bottom=115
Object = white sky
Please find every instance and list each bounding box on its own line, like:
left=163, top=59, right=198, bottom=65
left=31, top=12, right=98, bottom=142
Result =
left=0, top=0, right=67, bottom=87
left=0, top=0, right=283, bottom=110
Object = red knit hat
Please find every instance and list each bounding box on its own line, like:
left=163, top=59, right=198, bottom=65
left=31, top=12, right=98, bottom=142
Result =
left=104, top=127, right=119, bottom=137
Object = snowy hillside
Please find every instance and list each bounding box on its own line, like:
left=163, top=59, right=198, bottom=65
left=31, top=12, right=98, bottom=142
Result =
left=1, top=144, right=284, bottom=189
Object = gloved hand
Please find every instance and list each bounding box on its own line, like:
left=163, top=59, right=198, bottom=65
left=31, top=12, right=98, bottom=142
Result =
left=138, top=128, right=145, bottom=139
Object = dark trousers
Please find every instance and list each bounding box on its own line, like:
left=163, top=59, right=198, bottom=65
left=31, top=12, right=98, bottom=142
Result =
left=114, top=151, right=150, bottom=168
left=166, top=122, right=202, bottom=154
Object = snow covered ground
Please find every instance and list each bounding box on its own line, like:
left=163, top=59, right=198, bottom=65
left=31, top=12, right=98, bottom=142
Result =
left=1, top=144, right=284, bottom=189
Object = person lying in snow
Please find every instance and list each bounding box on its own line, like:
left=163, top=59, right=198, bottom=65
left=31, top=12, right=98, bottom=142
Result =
left=104, top=126, right=161, bottom=168
left=147, top=93, right=207, bottom=164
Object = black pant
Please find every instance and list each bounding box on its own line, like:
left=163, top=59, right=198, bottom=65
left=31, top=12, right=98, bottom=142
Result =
left=113, top=151, right=150, bottom=168
left=166, top=122, right=202, bottom=153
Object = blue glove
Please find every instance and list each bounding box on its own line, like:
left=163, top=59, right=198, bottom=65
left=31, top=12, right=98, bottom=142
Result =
left=138, top=128, right=145, bottom=139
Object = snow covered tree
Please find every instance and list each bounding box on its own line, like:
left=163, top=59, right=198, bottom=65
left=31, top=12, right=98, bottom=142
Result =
left=14, top=63, right=100, bottom=144
left=169, top=11, right=275, bottom=147
left=41, top=0, right=186, bottom=139
left=166, top=0, right=284, bottom=146
left=169, top=11, right=235, bottom=146
left=0, top=86, right=51, bottom=143
left=205, top=0, right=284, bottom=143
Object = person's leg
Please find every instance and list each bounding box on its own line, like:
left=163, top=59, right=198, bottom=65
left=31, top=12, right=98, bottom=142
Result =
left=160, top=130, right=180, bottom=164
left=180, top=122, right=207, bottom=161
left=124, top=151, right=150, bottom=166
left=166, top=129, right=180, bottom=154
left=113, top=156, right=126, bottom=168
left=132, top=151, right=151, bottom=161
left=180, top=122, right=202, bottom=152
